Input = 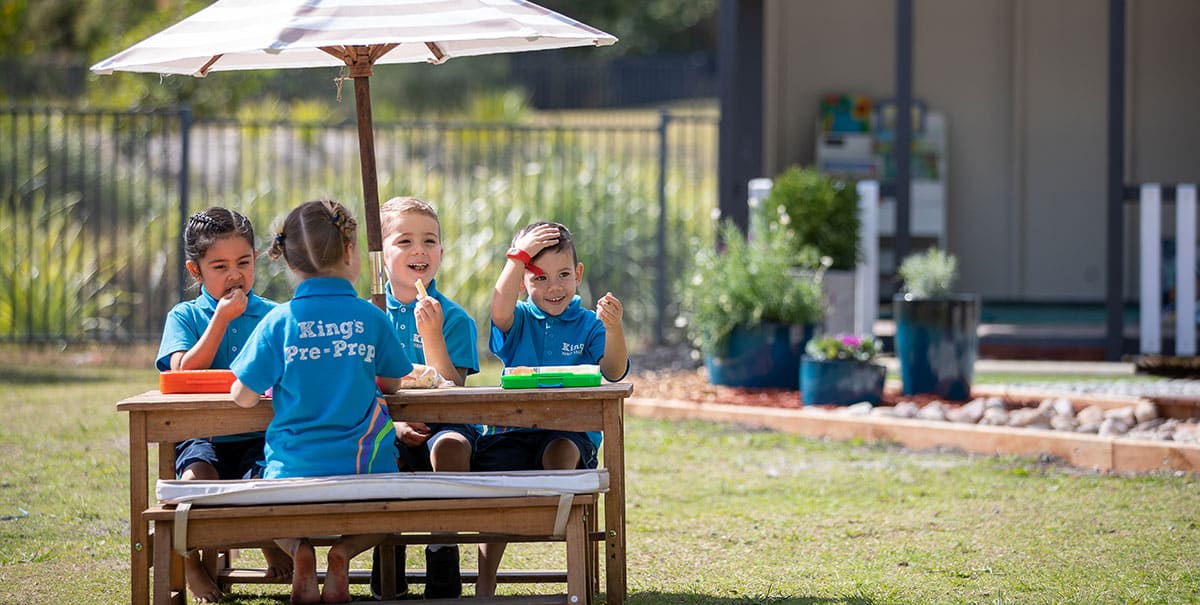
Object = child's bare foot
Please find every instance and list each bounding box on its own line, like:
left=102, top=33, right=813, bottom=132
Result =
left=184, top=554, right=223, bottom=603
left=320, top=547, right=352, bottom=604
left=290, top=541, right=320, bottom=605
left=263, top=546, right=293, bottom=579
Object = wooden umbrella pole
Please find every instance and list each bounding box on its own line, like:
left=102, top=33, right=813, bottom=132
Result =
left=349, top=58, right=387, bottom=310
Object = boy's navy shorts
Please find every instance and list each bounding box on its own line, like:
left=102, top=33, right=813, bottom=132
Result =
left=473, top=429, right=598, bottom=471
left=398, top=423, right=480, bottom=472
left=174, top=436, right=265, bottom=479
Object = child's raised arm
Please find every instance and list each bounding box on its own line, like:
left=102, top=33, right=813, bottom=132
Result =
left=171, top=288, right=249, bottom=370
left=491, top=224, right=559, bottom=332
left=596, top=292, right=629, bottom=381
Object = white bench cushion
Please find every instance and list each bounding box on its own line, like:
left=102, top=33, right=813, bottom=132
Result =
left=156, top=469, right=608, bottom=506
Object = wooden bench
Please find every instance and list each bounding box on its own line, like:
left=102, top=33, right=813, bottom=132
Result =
left=118, top=384, right=633, bottom=605
left=145, top=493, right=596, bottom=604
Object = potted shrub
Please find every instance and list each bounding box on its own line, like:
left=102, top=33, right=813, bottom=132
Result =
left=892, top=247, right=980, bottom=400
left=800, top=334, right=887, bottom=405
left=681, top=221, right=825, bottom=389
left=757, top=166, right=860, bottom=334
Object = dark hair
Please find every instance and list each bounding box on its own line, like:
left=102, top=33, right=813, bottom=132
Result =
left=183, top=207, right=255, bottom=268
left=515, top=221, right=576, bottom=265
left=267, top=199, right=357, bottom=275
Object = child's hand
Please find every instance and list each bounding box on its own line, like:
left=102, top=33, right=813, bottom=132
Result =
left=395, top=421, right=431, bottom=447
left=512, top=224, right=561, bottom=258
left=215, top=287, right=248, bottom=322
left=596, top=292, right=624, bottom=328
left=414, top=296, right=444, bottom=338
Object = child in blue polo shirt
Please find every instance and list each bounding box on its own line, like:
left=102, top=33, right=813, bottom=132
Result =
left=230, top=199, right=413, bottom=605
left=370, top=196, right=480, bottom=599
left=155, top=207, right=289, bottom=603
left=475, top=220, right=630, bottom=597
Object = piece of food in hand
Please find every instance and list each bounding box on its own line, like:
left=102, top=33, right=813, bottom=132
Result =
left=415, top=278, right=428, bottom=299
left=399, top=364, right=450, bottom=389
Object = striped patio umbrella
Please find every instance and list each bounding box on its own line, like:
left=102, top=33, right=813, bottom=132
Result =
left=92, top=0, right=617, bottom=308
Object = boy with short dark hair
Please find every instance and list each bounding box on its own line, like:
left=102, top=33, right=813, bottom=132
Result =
left=475, top=220, right=629, bottom=596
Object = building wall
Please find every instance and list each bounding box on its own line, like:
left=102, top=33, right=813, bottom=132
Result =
left=763, top=0, right=1200, bottom=301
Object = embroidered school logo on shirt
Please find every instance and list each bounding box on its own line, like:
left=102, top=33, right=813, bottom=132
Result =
left=561, top=342, right=585, bottom=356
left=285, top=319, right=376, bottom=363
left=412, top=333, right=423, bottom=350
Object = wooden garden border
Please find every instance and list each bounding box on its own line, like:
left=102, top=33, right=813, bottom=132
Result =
left=626, top=395, right=1200, bottom=475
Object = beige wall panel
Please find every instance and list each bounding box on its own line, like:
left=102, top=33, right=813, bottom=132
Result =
left=761, top=0, right=1200, bottom=302
left=914, top=0, right=1014, bottom=297
left=764, top=0, right=891, bottom=176
left=1020, top=1, right=1107, bottom=299
left=1129, top=2, right=1200, bottom=184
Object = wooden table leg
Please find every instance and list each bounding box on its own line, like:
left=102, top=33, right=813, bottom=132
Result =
left=602, top=397, right=627, bottom=605
left=129, top=413, right=150, bottom=605
left=566, top=504, right=588, bottom=605
left=152, top=520, right=173, bottom=604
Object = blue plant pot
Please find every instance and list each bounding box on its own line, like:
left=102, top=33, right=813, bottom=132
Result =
left=704, top=323, right=815, bottom=389
left=893, top=294, right=981, bottom=401
left=800, top=358, right=887, bottom=406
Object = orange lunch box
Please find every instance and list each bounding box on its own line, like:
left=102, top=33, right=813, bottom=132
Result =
left=159, top=369, right=237, bottom=394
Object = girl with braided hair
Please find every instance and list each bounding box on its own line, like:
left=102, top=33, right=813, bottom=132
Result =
left=154, top=206, right=291, bottom=602
left=231, top=199, right=413, bottom=604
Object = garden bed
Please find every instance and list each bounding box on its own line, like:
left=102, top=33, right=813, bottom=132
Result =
left=627, top=368, right=1200, bottom=475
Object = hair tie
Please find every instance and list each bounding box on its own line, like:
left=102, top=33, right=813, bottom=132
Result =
left=274, top=232, right=286, bottom=245
left=188, top=213, right=217, bottom=228
left=330, top=212, right=343, bottom=227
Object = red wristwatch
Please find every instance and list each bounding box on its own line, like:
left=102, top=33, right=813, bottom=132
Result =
left=506, top=247, right=544, bottom=276
left=506, top=247, right=532, bottom=264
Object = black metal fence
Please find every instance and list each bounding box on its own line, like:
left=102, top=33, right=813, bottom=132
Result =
left=1, top=107, right=718, bottom=347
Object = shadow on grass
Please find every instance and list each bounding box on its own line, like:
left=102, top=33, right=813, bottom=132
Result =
left=0, top=365, right=113, bottom=385
left=628, top=594, right=876, bottom=604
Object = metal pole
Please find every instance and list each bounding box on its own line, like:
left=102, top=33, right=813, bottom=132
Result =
left=1105, top=0, right=1126, bottom=361
left=178, top=105, right=191, bottom=303
left=655, top=109, right=671, bottom=345
left=894, top=0, right=913, bottom=267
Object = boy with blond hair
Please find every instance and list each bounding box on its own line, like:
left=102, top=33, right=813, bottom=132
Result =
left=371, top=196, right=479, bottom=599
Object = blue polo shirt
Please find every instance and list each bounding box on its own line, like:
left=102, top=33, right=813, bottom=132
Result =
left=385, top=278, right=479, bottom=379
left=231, top=277, right=412, bottom=479
left=156, top=289, right=277, bottom=371
left=487, top=296, right=609, bottom=447
left=156, top=289, right=276, bottom=444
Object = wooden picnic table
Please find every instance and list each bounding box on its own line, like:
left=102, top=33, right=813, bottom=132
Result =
left=117, top=383, right=633, bottom=605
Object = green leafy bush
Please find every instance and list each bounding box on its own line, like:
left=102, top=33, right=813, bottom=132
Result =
left=681, top=221, right=825, bottom=353
left=898, top=247, right=958, bottom=299
left=760, top=165, right=859, bottom=270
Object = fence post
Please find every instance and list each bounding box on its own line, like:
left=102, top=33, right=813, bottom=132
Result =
left=1139, top=183, right=1161, bottom=354
left=1177, top=184, right=1197, bottom=356
left=856, top=181, right=880, bottom=336
left=655, top=109, right=671, bottom=345
left=178, top=106, right=191, bottom=303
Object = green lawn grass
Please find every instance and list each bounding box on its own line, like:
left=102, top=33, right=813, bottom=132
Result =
left=2, top=358, right=1199, bottom=604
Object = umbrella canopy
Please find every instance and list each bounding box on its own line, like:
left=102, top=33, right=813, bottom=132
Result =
left=92, top=0, right=616, bottom=308
left=91, top=0, right=616, bottom=76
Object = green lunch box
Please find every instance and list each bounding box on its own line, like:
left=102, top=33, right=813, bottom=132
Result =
left=500, top=364, right=602, bottom=389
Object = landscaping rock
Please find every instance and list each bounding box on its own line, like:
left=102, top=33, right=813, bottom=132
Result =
left=1134, top=401, right=1159, bottom=424
left=917, top=401, right=947, bottom=422
left=892, top=401, right=920, bottom=418
left=1076, top=405, right=1105, bottom=426
left=1099, top=417, right=1132, bottom=437
left=979, top=407, right=1010, bottom=426
left=1008, top=407, right=1049, bottom=428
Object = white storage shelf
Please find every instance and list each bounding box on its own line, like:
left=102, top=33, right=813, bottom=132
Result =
left=815, top=110, right=948, bottom=281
